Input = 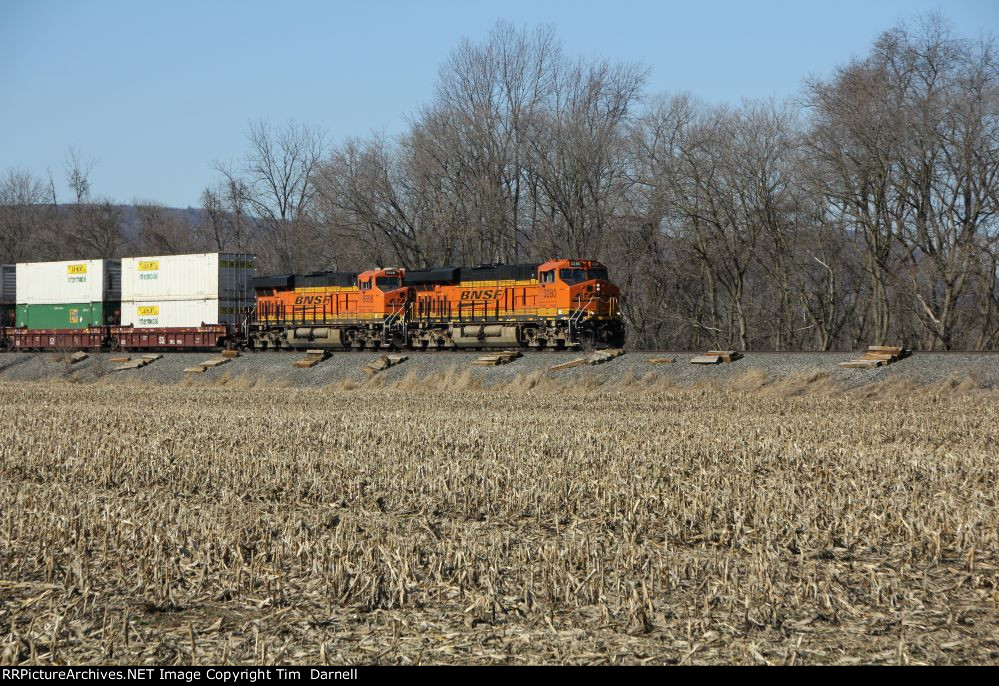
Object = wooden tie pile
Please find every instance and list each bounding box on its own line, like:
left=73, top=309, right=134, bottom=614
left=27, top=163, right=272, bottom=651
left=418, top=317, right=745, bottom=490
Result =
left=184, top=358, right=231, bottom=374
left=113, top=353, right=162, bottom=371
left=691, top=350, right=743, bottom=365
left=839, top=345, right=910, bottom=369
left=293, top=349, right=329, bottom=369
left=69, top=351, right=89, bottom=364
left=365, top=354, right=408, bottom=374
left=473, top=350, right=523, bottom=366
left=549, top=348, right=625, bottom=371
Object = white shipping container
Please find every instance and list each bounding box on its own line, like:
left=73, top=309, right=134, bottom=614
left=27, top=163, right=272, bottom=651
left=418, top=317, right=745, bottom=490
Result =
left=121, top=253, right=255, bottom=301
left=16, top=259, right=121, bottom=305
left=120, top=299, right=249, bottom=328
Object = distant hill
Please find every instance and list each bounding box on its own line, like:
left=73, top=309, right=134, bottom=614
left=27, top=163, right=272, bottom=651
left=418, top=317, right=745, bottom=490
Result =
left=114, top=205, right=208, bottom=247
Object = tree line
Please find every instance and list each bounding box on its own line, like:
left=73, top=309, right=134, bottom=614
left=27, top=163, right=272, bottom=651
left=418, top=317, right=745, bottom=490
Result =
left=2, top=15, right=997, bottom=350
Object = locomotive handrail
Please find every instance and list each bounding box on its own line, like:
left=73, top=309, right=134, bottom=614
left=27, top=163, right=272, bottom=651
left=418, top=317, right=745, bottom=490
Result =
left=383, top=301, right=408, bottom=330
left=567, top=296, right=594, bottom=337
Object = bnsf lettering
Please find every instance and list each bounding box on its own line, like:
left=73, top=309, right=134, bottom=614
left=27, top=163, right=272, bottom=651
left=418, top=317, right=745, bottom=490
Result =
left=294, top=295, right=332, bottom=306
left=460, top=289, right=501, bottom=301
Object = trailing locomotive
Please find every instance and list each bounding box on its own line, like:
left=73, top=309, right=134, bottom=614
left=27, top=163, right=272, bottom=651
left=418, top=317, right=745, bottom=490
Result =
left=0, top=254, right=625, bottom=351
left=248, top=259, right=624, bottom=350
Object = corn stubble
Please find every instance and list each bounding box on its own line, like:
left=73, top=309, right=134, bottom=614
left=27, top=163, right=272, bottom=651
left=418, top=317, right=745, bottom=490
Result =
left=0, top=380, right=997, bottom=665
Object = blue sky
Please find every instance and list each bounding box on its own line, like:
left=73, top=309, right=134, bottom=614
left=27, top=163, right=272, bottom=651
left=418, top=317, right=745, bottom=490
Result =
left=1, top=0, right=995, bottom=208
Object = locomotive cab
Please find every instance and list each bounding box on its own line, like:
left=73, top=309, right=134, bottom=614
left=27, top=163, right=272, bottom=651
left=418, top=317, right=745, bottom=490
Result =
left=535, top=259, right=623, bottom=347
left=537, top=259, right=619, bottom=303
left=358, top=268, right=408, bottom=311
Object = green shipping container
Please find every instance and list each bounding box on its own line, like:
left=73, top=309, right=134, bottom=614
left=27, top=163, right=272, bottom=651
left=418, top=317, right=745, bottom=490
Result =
left=15, top=302, right=119, bottom=329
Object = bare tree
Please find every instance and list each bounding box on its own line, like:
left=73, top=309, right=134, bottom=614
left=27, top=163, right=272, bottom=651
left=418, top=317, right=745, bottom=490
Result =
left=411, top=21, right=563, bottom=263
left=56, top=151, right=123, bottom=258
left=219, top=120, right=326, bottom=272
left=527, top=57, right=647, bottom=259
left=0, top=169, right=49, bottom=262
left=132, top=201, right=205, bottom=255
left=887, top=17, right=999, bottom=349
left=64, top=148, right=96, bottom=206
left=199, top=178, right=252, bottom=254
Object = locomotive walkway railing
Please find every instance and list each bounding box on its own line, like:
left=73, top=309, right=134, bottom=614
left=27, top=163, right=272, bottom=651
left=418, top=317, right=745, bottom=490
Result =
left=567, top=296, right=594, bottom=338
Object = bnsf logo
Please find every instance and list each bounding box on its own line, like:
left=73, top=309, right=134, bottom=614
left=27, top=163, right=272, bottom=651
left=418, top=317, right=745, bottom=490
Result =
left=294, top=295, right=332, bottom=305
left=460, top=289, right=500, bottom=301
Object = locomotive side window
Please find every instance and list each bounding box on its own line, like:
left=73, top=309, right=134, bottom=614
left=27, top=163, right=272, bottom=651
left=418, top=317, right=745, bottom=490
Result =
left=541, top=270, right=555, bottom=284
left=360, top=278, right=372, bottom=290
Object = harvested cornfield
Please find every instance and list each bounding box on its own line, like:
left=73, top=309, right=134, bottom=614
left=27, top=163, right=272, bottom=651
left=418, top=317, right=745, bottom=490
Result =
left=0, top=380, right=997, bottom=665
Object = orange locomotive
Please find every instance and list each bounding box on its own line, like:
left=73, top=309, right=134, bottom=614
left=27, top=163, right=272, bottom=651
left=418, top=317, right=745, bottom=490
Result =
left=248, top=259, right=624, bottom=350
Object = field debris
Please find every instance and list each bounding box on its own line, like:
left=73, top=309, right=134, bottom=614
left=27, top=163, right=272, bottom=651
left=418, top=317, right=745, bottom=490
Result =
left=549, top=357, right=587, bottom=371
left=113, top=353, right=162, bottom=371
left=839, top=345, right=911, bottom=369
left=221, top=349, right=240, bottom=359
left=185, top=358, right=230, bottom=373
left=473, top=350, right=523, bottom=366
left=365, top=354, right=409, bottom=374
left=647, top=356, right=676, bottom=365
left=109, top=356, right=131, bottom=364
left=293, top=349, right=329, bottom=369
left=692, top=350, right=743, bottom=365
left=587, top=348, right=625, bottom=365
left=548, top=349, right=624, bottom=372
left=69, top=351, right=89, bottom=364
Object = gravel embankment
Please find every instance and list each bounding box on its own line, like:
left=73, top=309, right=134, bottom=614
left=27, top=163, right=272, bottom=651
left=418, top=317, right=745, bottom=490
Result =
left=0, top=350, right=996, bottom=391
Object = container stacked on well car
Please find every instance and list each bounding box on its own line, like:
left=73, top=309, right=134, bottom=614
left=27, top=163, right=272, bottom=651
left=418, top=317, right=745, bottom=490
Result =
left=11, top=259, right=121, bottom=350
left=112, top=253, right=256, bottom=350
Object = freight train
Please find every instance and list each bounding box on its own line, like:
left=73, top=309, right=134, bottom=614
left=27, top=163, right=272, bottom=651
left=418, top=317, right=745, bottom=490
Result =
left=0, top=254, right=624, bottom=352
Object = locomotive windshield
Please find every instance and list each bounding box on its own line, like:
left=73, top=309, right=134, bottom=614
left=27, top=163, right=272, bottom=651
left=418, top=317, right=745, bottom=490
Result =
left=376, top=276, right=402, bottom=290
left=560, top=268, right=586, bottom=284
left=560, top=267, right=608, bottom=284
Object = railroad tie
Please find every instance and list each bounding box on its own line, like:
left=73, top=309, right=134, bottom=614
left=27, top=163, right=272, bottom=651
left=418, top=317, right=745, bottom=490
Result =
left=838, top=345, right=910, bottom=369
